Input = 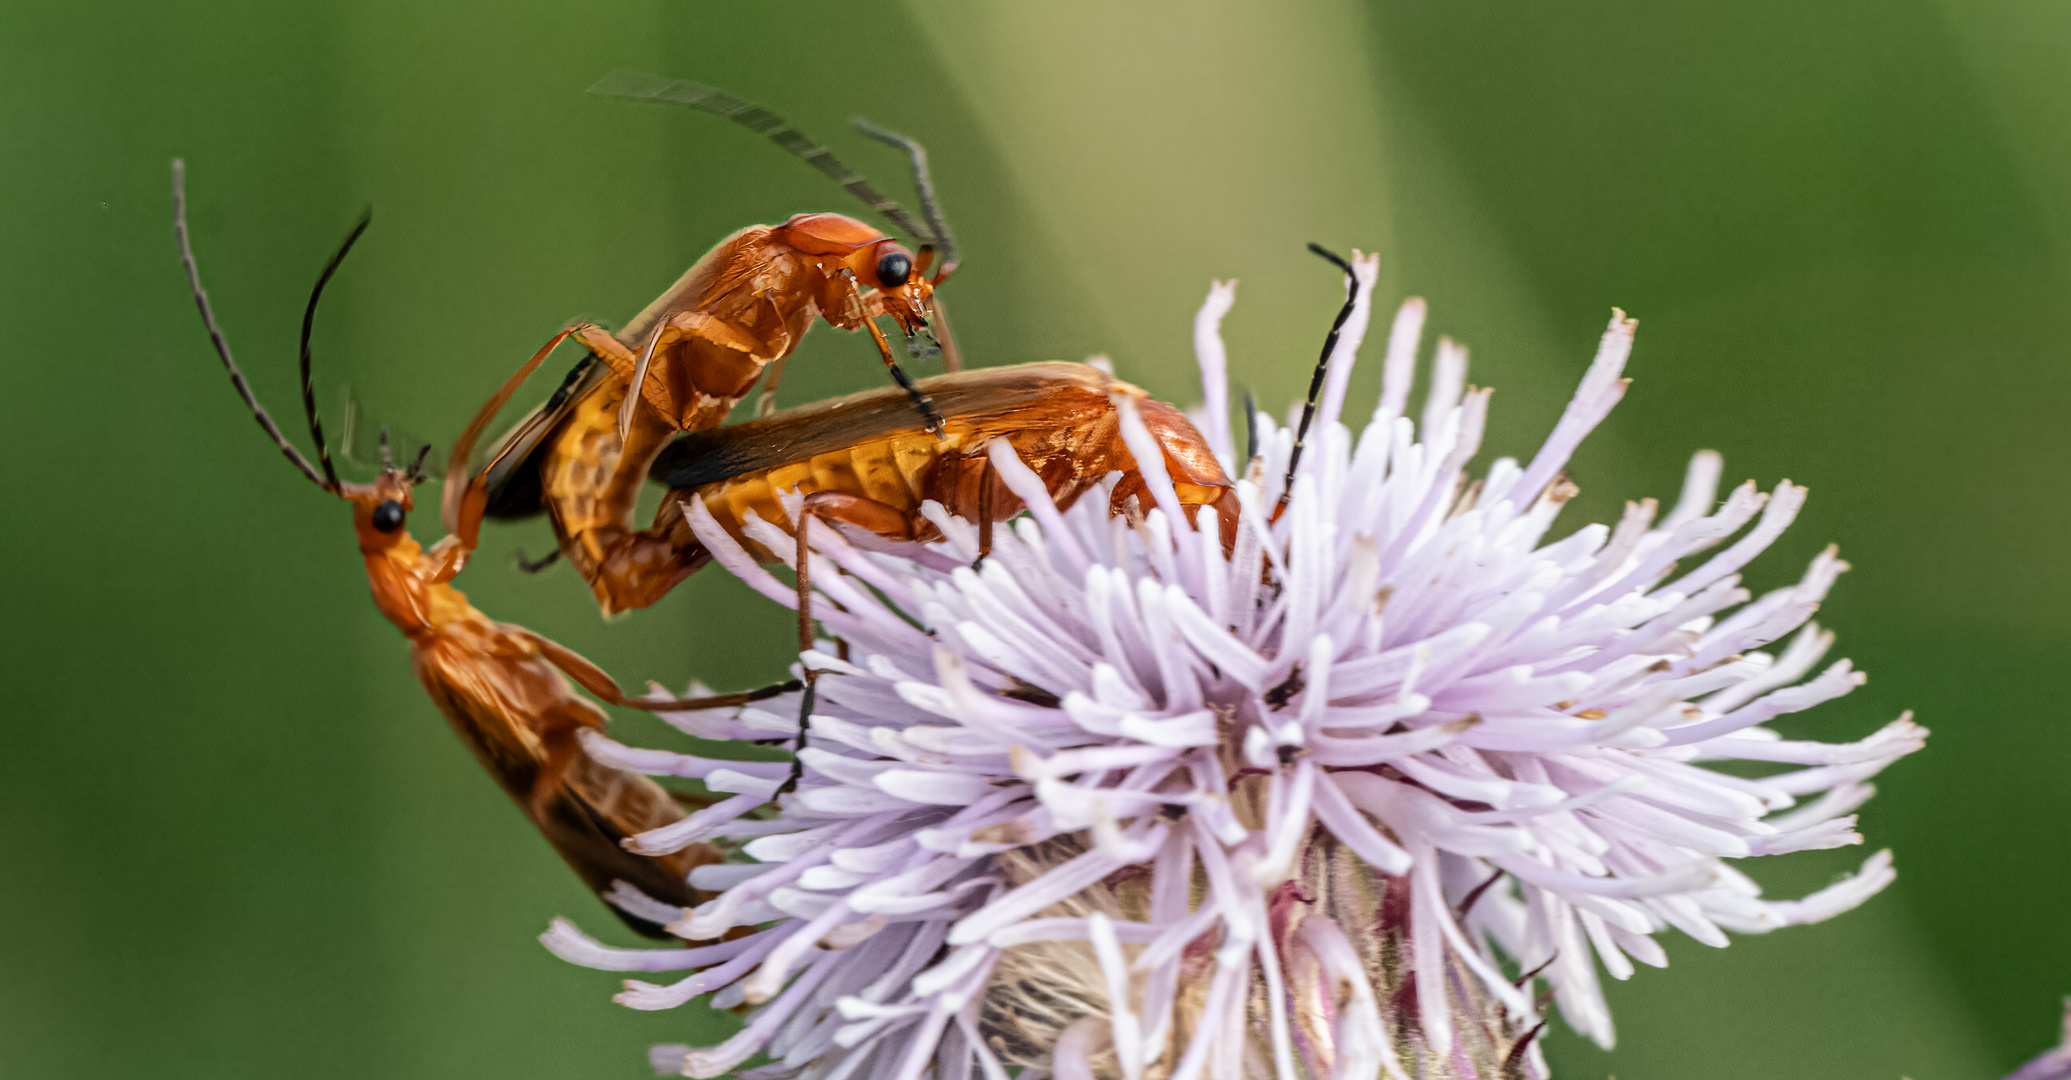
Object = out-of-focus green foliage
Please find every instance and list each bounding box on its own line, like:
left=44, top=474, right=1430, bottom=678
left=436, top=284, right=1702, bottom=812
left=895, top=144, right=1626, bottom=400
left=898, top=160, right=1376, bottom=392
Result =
left=0, top=1, right=2061, bottom=1076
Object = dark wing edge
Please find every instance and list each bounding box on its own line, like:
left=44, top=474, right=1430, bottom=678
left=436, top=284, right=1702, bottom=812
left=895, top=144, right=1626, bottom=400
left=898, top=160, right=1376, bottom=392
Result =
left=541, top=781, right=702, bottom=940
left=651, top=362, right=1109, bottom=490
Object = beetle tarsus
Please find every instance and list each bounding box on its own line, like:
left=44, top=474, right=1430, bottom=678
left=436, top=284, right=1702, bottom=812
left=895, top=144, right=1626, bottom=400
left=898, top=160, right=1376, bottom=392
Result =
left=515, top=548, right=561, bottom=574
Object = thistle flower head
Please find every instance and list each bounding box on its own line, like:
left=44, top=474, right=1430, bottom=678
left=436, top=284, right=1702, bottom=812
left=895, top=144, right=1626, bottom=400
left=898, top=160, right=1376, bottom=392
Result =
left=546, top=257, right=1923, bottom=1079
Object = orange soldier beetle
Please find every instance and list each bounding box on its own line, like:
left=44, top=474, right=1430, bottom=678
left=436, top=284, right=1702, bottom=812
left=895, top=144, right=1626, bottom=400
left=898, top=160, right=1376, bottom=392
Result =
left=477, top=74, right=964, bottom=617
left=645, top=361, right=1241, bottom=564
left=171, top=161, right=786, bottom=938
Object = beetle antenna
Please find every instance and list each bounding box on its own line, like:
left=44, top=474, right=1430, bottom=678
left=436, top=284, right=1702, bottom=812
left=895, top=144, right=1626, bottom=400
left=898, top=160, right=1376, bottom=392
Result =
left=405, top=443, right=433, bottom=484
left=377, top=425, right=393, bottom=469
left=1274, top=243, right=1359, bottom=518
left=299, top=209, right=371, bottom=493
left=588, top=72, right=937, bottom=247
left=1242, top=386, right=1261, bottom=466
left=849, top=117, right=958, bottom=282
left=173, top=159, right=333, bottom=492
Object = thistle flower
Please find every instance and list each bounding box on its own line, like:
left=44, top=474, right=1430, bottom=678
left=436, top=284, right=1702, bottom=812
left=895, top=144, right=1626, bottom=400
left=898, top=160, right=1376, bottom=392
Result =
left=543, top=258, right=1924, bottom=1080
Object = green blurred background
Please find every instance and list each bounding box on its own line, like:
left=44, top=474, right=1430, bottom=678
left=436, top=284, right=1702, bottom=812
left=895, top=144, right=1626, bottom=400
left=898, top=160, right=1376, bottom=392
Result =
left=0, top=1, right=2063, bottom=1076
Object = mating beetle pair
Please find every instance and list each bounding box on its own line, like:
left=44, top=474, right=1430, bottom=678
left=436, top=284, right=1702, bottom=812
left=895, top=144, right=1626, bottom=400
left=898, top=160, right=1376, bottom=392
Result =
left=176, top=76, right=1263, bottom=936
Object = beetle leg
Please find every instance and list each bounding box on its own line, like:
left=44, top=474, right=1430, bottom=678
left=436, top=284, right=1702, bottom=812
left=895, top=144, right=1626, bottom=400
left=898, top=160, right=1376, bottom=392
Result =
left=432, top=326, right=585, bottom=582
left=754, top=351, right=792, bottom=418
left=798, top=490, right=920, bottom=541
left=517, top=627, right=799, bottom=712
left=840, top=269, right=944, bottom=438
left=974, top=452, right=996, bottom=570
left=514, top=547, right=561, bottom=573
left=1108, top=473, right=1152, bottom=519
left=777, top=511, right=819, bottom=798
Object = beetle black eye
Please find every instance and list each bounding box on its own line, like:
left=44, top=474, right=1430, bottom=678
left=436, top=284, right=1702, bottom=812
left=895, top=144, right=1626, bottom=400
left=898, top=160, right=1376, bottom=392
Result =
left=371, top=499, right=406, bottom=533
left=876, top=251, right=912, bottom=289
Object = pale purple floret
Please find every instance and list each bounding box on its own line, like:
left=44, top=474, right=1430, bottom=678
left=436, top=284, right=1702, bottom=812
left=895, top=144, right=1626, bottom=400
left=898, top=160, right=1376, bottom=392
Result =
left=544, top=260, right=1924, bottom=1079
left=2003, top=1000, right=2071, bottom=1080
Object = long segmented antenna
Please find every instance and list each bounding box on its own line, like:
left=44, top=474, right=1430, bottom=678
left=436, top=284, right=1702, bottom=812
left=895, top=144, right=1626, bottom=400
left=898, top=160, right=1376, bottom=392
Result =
left=300, top=210, right=372, bottom=492
left=851, top=116, right=964, bottom=370
left=1242, top=387, right=1261, bottom=466
left=404, top=443, right=433, bottom=485
left=1273, top=243, right=1360, bottom=518
left=849, top=117, right=958, bottom=281
left=588, top=72, right=937, bottom=247
left=173, top=159, right=331, bottom=492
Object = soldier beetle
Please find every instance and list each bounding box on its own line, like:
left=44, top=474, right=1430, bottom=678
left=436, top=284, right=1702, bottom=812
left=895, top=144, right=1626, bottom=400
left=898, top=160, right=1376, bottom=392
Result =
left=647, top=361, right=1240, bottom=564
left=172, top=161, right=784, bottom=937
left=479, top=74, right=963, bottom=617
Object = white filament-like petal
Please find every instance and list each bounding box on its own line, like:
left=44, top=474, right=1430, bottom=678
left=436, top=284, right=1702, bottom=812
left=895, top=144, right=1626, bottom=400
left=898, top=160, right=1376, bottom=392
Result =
left=1193, top=279, right=1239, bottom=469
left=1375, top=297, right=1427, bottom=423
